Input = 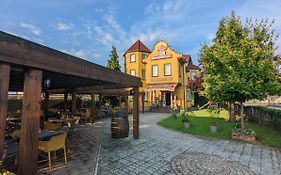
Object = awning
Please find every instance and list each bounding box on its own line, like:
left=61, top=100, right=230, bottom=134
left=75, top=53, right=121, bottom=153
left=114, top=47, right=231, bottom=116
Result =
left=145, top=84, right=177, bottom=92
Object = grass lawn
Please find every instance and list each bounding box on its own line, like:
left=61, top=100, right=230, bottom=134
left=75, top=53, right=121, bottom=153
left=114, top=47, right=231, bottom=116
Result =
left=158, top=109, right=281, bottom=148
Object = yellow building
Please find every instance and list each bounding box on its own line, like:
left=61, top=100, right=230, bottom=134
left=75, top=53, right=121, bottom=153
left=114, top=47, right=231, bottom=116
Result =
left=124, top=40, right=200, bottom=111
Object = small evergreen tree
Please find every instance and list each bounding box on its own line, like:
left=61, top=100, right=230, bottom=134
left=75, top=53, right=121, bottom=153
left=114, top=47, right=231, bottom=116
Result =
left=105, top=46, right=121, bottom=108
left=107, top=46, right=121, bottom=71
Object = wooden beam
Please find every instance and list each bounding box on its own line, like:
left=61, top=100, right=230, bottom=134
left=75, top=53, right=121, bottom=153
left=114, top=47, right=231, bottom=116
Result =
left=64, top=93, right=68, bottom=113
left=43, top=92, right=49, bottom=121
left=18, top=69, right=42, bottom=175
left=91, top=93, right=96, bottom=122
left=133, top=87, right=139, bottom=139
left=0, top=63, right=10, bottom=163
left=71, top=92, right=77, bottom=116
left=0, top=32, right=141, bottom=87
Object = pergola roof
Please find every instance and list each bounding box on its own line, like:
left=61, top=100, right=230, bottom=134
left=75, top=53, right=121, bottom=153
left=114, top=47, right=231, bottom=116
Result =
left=0, top=31, right=141, bottom=92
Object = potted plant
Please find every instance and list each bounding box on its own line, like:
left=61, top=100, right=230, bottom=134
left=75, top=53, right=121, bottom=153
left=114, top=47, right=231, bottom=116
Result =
left=182, top=113, right=190, bottom=128
left=178, top=110, right=190, bottom=128
left=209, top=119, right=218, bottom=132
left=208, top=107, right=221, bottom=133
left=171, top=110, right=177, bottom=120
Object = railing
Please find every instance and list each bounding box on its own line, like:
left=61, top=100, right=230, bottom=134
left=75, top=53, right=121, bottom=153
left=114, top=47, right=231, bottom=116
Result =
left=244, top=106, right=281, bottom=132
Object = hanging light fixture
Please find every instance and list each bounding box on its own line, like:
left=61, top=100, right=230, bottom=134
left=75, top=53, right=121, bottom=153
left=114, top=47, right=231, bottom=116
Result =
left=43, top=78, right=51, bottom=88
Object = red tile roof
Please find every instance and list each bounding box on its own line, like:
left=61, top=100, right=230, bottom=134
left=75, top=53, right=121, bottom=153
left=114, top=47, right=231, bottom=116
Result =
left=187, top=63, right=200, bottom=70
left=126, top=40, right=151, bottom=53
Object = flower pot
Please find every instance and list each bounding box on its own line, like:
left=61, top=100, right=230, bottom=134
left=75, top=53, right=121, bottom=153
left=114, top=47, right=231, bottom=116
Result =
left=183, top=122, right=190, bottom=128
left=209, top=125, right=218, bottom=132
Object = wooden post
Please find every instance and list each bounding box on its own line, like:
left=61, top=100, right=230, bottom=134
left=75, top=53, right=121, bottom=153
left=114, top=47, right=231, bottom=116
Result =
left=124, top=96, right=128, bottom=117
left=99, top=94, right=103, bottom=110
left=64, top=93, right=68, bottom=113
left=142, top=94, right=145, bottom=114
left=133, top=87, right=139, bottom=139
left=91, top=93, right=96, bottom=122
left=0, top=63, right=10, bottom=163
left=18, top=69, right=42, bottom=175
left=71, top=92, right=77, bottom=116
left=43, top=92, right=49, bottom=121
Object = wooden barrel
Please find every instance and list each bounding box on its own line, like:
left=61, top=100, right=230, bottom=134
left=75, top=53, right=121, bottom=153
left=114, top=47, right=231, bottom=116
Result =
left=111, top=110, right=129, bottom=138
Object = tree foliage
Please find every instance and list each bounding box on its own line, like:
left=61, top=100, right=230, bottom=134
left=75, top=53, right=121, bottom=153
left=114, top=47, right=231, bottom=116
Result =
left=200, top=11, right=280, bottom=123
left=106, top=46, right=121, bottom=71
left=105, top=46, right=121, bottom=108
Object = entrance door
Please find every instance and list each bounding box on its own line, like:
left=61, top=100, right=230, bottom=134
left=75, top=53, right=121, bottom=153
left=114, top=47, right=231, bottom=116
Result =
left=165, top=92, right=171, bottom=106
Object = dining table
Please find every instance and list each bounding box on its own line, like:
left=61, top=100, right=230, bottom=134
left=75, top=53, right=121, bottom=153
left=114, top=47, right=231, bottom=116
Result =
left=39, top=130, right=66, bottom=141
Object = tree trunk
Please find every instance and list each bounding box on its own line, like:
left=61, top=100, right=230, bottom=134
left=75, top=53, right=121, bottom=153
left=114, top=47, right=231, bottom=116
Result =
left=240, top=101, right=244, bottom=129
left=228, top=100, right=236, bottom=122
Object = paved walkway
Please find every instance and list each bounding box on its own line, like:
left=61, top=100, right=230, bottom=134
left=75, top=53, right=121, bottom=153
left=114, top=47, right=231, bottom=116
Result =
left=38, top=120, right=106, bottom=175
left=97, top=113, right=281, bottom=175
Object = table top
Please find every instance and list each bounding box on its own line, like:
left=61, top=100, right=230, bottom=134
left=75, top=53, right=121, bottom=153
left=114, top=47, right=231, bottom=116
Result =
left=39, top=130, right=66, bottom=140
left=5, top=142, right=19, bottom=158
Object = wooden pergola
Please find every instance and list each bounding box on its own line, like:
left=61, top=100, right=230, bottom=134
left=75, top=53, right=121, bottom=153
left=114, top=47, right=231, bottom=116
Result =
left=0, top=31, right=141, bottom=175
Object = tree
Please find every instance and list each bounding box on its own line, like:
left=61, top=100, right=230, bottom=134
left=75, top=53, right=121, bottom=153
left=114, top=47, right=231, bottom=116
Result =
left=106, top=46, right=122, bottom=108
left=186, top=71, right=208, bottom=106
left=200, top=11, right=280, bottom=126
left=107, top=46, right=121, bottom=71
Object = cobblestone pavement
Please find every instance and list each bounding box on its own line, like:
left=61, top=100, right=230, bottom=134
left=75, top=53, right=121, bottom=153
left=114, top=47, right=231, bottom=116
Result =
left=97, top=113, right=281, bottom=175
left=37, top=120, right=106, bottom=175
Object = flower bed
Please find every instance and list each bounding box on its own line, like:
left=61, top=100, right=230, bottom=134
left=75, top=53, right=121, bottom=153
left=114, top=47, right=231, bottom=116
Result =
left=231, top=128, right=256, bottom=143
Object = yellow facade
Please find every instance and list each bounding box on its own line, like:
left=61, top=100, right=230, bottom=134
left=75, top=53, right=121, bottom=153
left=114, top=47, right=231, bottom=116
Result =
left=124, top=40, right=200, bottom=111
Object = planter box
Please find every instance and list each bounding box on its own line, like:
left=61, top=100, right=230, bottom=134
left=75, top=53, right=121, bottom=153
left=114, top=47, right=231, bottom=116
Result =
left=231, top=131, right=256, bottom=143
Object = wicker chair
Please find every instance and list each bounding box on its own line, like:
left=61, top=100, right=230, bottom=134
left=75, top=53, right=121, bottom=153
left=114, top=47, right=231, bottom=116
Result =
left=10, top=129, right=20, bottom=140
left=38, top=133, right=67, bottom=169
left=44, top=121, right=62, bottom=131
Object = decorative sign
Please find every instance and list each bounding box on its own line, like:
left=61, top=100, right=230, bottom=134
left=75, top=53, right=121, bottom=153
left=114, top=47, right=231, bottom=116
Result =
left=151, top=45, right=171, bottom=60
left=151, top=77, right=173, bottom=82
left=145, top=84, right=177, bottom=92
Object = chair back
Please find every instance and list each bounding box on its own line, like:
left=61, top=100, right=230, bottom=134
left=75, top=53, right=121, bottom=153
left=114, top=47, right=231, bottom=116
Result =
left=48, top=133, right=67, bottom=151
left=60, top=112, right=66, bottom=119
left=44, top=121, right=62, bottom=131
left=85, top=109, right=91, bottom=119
left=75, top=117, right=80, bottom=125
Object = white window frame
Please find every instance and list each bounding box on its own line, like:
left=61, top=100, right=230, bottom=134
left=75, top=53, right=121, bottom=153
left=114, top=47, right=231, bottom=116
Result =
left=130, top=54, right=136, bottom=62
left=164, top=63, right=171, bottom=76
left=130, top=69, right=136, bottom=76
left=191, top=70, right=196, bottom=80
left=152, top=65, right=158, bottom=77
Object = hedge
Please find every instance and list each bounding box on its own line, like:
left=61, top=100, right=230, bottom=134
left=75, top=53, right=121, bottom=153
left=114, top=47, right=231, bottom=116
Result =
left=244, top=106, right=281, bottom=131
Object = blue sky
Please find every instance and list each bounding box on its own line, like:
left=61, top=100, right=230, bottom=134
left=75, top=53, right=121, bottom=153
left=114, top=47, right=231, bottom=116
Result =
left=1, top=0, right=280, bottom=69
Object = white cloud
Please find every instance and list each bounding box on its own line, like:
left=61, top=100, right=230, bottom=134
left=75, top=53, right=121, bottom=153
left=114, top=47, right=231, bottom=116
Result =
left=104, top=13, right=126, bottom=37
left=207, top=33, right=215, bottom=41
left=52, top=22, right=74, bottom=31
left=20, top=22, right=42, bottom=36
left=144, top=0, right=190, bottom=22
left=92, top=52, right=101, bottom=58
left=61, top=49, right=87, bottom=60
left=94, top=26, right=113, bottom=45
